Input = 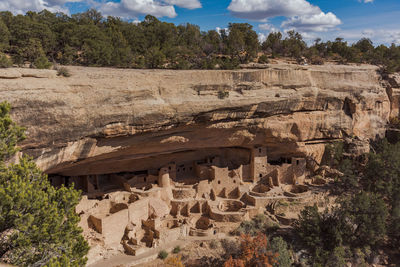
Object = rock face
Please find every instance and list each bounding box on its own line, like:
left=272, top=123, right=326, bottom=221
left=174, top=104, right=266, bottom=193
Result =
left=386, top=72, right=400, bottom=118
left=0, top=63, right=395, bottom=176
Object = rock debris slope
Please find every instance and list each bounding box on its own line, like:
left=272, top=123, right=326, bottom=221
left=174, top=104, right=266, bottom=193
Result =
left=0, top=63, right=396, bottom=175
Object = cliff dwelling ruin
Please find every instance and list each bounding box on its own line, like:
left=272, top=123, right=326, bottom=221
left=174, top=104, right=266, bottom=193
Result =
left=47, top=145, right=314, bottom=257
left=3, top=63, right=398, bottom=265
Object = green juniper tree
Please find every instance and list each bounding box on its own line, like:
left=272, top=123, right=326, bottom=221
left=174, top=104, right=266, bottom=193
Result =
left=295, top=136, right=400, bottom=265
left=0, top=9, right=399, bottom=70
left=0, top=18, right=10, bottom=51
left=270, top=237, right=293, bottom=267
left=0, top=102, right=89, bottom=266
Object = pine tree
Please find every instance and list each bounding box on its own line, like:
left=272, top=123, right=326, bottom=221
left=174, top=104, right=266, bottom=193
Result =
left=0, top=102, right=25, bottom=162
left=0, top=18, right=10, bottom=51
left=0, top=102, right=89, bottom=266
left=270, top=237, right=293, bottom=267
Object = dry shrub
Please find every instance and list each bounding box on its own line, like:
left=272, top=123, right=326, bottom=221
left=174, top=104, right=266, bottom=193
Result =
left=223, top=233, right=278, bottom=267
left=165, top=255, right=185, bottom=267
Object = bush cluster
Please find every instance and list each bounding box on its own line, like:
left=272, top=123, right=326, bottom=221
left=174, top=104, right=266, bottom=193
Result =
left=57, top=66, right=71, bottom=77
left=0, top=9, right=399, bottom=71
left=0, top=102, right=89, bottom=266
left=233, top=214, right=278, bottom=236
left=158, top=250, right=168, bottom=259
left=0, top=53, right=12, bottom=68
left=296, top=138, right=400, bottom=265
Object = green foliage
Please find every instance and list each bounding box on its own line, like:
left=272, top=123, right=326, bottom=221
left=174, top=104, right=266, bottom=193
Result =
left=309, top=55, right=324, bottom=65
left=199, top=57, right=218, bottom=69
left=0, top=53, right=12, bottom=68
left=145, top=46, right=166, bottom=68
left=233, top=214, right=278, bottom=236
left=57, top=67, right=71, bottom=77
left=261, top=32, right=282, bottom=55
left=218, top=90, right=229, bottom=99
left=283, top=30, right=307, bottom=59
left=325, top=246, right=347, bottom=267
left=0, top=18, right=10, bottom=51
left=172, top=246, right=181, bottom=254
left=322, top=142, right=360, bottom=192
left=0, top=158, right=89, bottom=266
left=1, top=9, right=400, bottom=71
left=323, top=142, right=344, bottom=168
left=25, top=38, right=47, bottom=63
left=295, top=204, right=351, bottom=265
left=270, top=237, right=293, bottom=267
left=219, top=57, right=240, bottom=69
left=158, top=250, right=168, bottom=259
left=226, top=23, right=259, bottom=63
left=173, top=58, right=190, bottom=70
left=364, top=140, right=400, bottom=200
left=296, top=126, right=400, bottom=265
left=391, top=194, right=400, bottom=247
left=337, top=158, right=359, bottom=191
left=340, top=192, right=388, bottom=247
left=220, top=238, right=241, bottom=259
left=0, top=101, right=89, bottom=266
left=363, top=140, right=400, bottom=247
left=296, top=193, right=389, bottom=264
left=258, top=54, right=269, bottom=64
left=389, top=117, right=400, bottom=129
left=296, top=206, right=341, bottom=266
left=209, top=239, right=219, bottom=249
left=33, top=55, right=52, bottom=69
left=316, top=137, right=400, bottom=255
left=0, top=102, right=25, bottom=161
left=8, top=15, right=55, bottom=60
left=296, top=205, right=343, bottom=252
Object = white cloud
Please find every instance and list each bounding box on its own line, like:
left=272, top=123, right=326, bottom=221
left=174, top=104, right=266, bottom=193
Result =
left=338, top=29, right=400, bottom=45
left=258, top=32, right=267, bottom=42
left=361, top=0, right=374, bottom=3
left=0, top=0, right=77, bottom=14
left=309, top=27, right=400, bottom=46
left=259, top=23, right=272, bottom=31
left=228, top=0, right=341, bottom=34
left=99, top=0, right=202, bottom=19
left=99, top=0, right=175, bottom=18
left=257, top=23, right=281, bottom=44
left=281, top=12, right=341, bottom=32
left=45, top=0, right=81, bottom=5
left=216, top=27, right=229, bottom=35
left=0, top=0, right=202, bottom=19
left=227, top=0, right=321, bottom=20
left=164, top=0, right=201, bottom=9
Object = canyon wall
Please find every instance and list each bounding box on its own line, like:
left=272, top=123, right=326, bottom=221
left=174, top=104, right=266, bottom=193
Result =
left=1, top=63, right=397, bottom=176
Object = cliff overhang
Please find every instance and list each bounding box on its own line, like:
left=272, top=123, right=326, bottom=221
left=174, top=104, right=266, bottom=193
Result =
left=1, top=63, right=397, bottom=176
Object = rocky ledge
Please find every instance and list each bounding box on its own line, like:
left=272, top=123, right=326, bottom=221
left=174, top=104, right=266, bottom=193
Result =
left=1, top=63, right=399, bottom=176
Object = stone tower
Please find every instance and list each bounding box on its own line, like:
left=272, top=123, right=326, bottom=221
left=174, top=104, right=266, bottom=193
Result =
left=158, top=167, right=171, bottom=188
left=251, top=146, right=268, bottom=182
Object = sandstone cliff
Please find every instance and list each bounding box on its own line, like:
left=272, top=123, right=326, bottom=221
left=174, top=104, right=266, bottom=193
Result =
left=0, top=63, right=396, bottom=176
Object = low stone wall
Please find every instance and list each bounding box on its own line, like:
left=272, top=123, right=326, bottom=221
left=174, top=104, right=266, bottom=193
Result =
left=172, top=187, right=196, bottom=199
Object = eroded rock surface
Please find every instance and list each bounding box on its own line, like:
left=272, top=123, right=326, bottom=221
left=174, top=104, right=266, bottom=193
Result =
left=3, top=63, right=399, bottom=266
left=386, top=72, right=400, bottom=118
left=0, top=63, right=395, bottom=175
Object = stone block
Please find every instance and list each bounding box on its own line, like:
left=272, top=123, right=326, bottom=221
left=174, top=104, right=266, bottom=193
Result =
left=123, top=241, right=148, bottom=256
left=89, top=209, right=129, bottom=247
left=149, top=197, right=170, bottom=218
left=128, top=199, right=149, bottom=227
left=0, top=69, right=21, bottom=79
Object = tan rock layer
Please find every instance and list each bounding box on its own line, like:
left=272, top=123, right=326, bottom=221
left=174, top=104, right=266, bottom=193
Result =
left=0, top=64, right=395, bottom=176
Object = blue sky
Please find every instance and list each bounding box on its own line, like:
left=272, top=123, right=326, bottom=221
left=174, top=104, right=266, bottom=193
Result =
left=1, top=0, right=399, bottom=45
